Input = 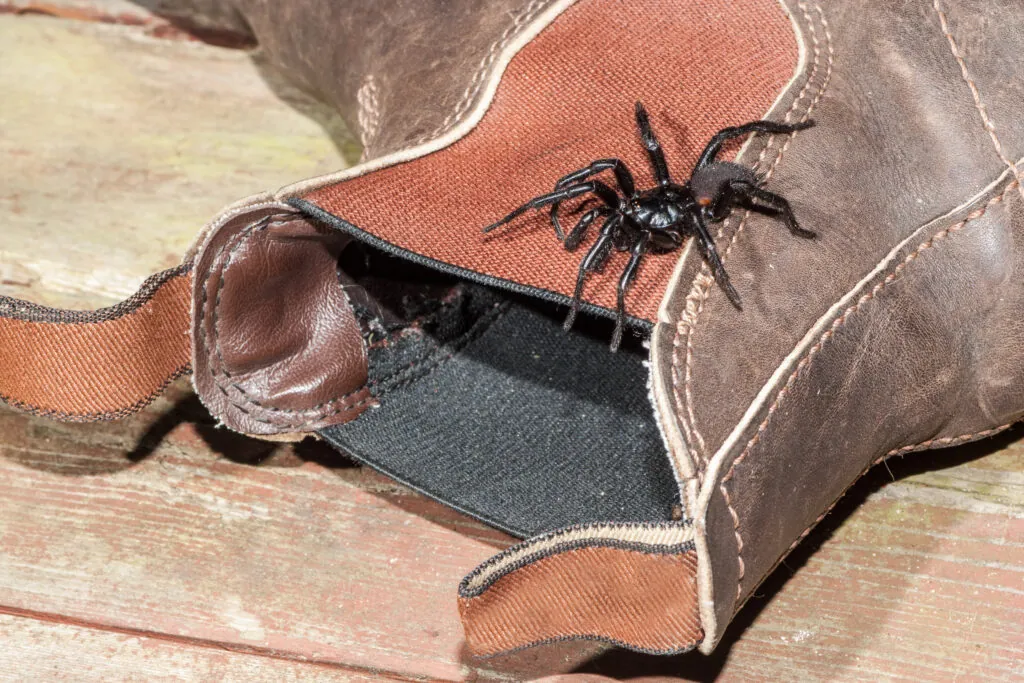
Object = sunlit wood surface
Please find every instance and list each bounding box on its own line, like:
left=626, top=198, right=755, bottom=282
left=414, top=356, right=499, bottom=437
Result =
left=0, top=9, right=1021, bottom=682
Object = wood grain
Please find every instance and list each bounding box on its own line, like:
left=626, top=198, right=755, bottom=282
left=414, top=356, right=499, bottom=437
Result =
left=0, top=13, right=355, bottom=310
left=0, top=396, right=525, bottom=681
left=0, top=612, right=391, bottom=682
left=0, top=9, right=1022, bottom=683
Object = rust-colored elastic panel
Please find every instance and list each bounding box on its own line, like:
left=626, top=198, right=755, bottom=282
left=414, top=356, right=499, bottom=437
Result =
left=306, top=0, right=797, bottom=322
left=0, top=268, right=192, bottom=421
left=460, top=545, right=701, bottom=655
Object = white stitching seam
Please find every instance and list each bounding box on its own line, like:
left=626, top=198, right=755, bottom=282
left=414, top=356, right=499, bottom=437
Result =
left=674, top=0, right=833, bottom=476
left=932, top=0, right=1024, bottom=202
left=723, top=179, right=1019, bottom=602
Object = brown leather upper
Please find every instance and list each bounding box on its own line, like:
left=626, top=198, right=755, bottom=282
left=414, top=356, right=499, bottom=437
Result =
left=190, top=202, right=371, bottom=437
left=152, top=0, right=565, bottom=160
left=650, top=0, right=1024, bottom=649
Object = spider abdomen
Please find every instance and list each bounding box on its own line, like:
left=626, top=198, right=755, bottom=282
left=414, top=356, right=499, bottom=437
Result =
left=689, top=161, right=758, bottom=209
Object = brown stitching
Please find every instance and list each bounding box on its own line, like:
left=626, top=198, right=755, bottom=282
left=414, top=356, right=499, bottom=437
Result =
left=932, top=0, right=1024, bottom=200
left=409, top=0, right=548, bottom=148
left=198, top=216, right=371, bottom=432
left=756, top=417, right=1020, bottom=593
left=721, top=181, right=1017, bottom=603
left=212, top=223, right=368, bottom=426
left=885, top=421, right=1017, bottom=457
left=226, top=382, right=371, bottom=418
left=672, top=0, right=832, bottom=474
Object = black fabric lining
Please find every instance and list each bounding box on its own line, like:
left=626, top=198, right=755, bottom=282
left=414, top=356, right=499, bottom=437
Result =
left=302, top=197, right=677, bottom=538
left=320, top=298, right=679, bottom=538
left=367, top=298, right=511, bottom=399
left=0, top=264, right=191, bottom=323
left=290, top=197, right=654, bottom=332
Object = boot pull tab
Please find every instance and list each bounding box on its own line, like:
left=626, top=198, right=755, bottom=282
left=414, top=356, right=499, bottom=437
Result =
left=459, top=521, right=704, bottom=656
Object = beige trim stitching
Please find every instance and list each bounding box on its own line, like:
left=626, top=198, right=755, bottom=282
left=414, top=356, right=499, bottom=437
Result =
left=654, top=0, right=812, bottom=495
left=715, top=0, right=833, bottom=563
left=721, top=179, right=1018, bottom=602
left=673, top=0, right=832, bottom=475
left=409, top=0, right=550, bottom=149
left=273, top=0, right=578, bottom=200
left=463, top=522, right=695, bottom=594
left=886, top=421, right=1018, bottom=457
left=356, top=75, right=382, bottom=157
left=932, top=0, right=1024, bottom=202
left=683, top=0, right=820, bottom=653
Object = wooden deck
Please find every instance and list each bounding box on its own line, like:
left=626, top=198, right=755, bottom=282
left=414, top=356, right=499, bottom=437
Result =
left=1, top=10, right=1022, bottom=682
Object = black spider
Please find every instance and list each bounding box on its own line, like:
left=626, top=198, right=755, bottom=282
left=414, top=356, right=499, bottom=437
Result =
left=483, top=102, right=816, bottom=351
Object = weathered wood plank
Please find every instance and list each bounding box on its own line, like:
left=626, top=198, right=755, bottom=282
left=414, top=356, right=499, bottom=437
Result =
left=0, top=612, right=393, bottom=682
left=0, top=14, right=355, bottom=310
left=0, top=393, right=595, bottom=681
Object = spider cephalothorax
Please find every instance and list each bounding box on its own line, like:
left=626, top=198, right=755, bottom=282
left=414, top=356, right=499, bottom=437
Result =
left=483, top=102, right=816, bottom=351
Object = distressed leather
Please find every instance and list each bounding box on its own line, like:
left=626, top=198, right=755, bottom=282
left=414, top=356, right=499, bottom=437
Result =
left=650, top=0, right=1024, bottom=650
left=149, top=0, right=563, bottom=159
left=7, top=0, right=1018, bottom=662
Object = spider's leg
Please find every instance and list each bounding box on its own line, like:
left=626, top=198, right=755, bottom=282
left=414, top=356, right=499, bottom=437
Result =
left=550, top=159, right=636, bottom=236
left=551, top=179, right=623, bottom=238
left=610, top=231, right=651, bottom=352
left=589, top=215, right=621, bottom=272
left=695, top=119, right=815, bottom=170
left=554, top=159, right=637, bottom=196
left=483, top=182, right=607, bottom=234
left=564, top=206, right=611, bottom=251
left=727, top=180, right=816, bottom=238
left=564, top=214, right=622, bottom=332
left=689, top=213, right=742, bottom=308
left=634, top=102, right=671, bottom=186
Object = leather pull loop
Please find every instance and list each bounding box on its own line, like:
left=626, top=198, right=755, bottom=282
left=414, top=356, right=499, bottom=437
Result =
left=191, top=204, right=371, bottom=437
left=0, top=267, right=192, bottom=421
left=458, top=522, right=703, bottom=656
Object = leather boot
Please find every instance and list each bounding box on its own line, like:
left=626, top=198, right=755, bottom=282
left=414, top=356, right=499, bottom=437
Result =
left=1, top=0, right=1020, bottom=659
